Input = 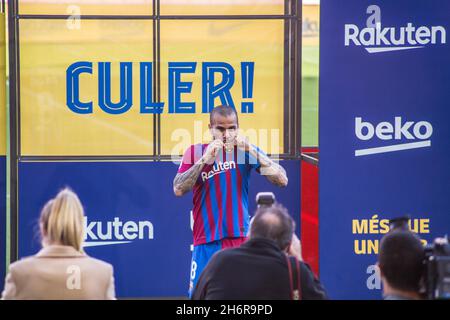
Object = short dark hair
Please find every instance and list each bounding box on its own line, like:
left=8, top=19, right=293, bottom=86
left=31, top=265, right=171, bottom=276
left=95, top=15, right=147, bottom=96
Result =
left=378, top=230, right=425, bottom=292
left=210, top=105, right=238, bottom=125
left=250, top=203, right=294, bottom=250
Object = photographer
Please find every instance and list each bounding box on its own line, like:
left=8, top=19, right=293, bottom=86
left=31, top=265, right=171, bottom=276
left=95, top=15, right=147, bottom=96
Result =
left=378, top=230, right=425, bottom=300
left=191, top=202, right=327, bottom=300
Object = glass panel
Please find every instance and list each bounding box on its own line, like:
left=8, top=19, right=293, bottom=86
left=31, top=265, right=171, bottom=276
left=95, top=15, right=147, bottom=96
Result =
left=19, top=19, right=154, bottom=156
left=19, top=0, right=152, bottom=16
left=160, top=0, right=284, bottom=16
left=301, top=3, right=319, bottom=147
left=159, top=20, right=284, bottom=157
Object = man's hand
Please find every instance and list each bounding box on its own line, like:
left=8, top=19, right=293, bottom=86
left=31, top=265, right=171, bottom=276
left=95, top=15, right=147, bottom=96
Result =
left=287, top=234, right=303, bottom=261
left=235, top=135, right=250, bottom=152
left=202, top=139, right=224, bottom=164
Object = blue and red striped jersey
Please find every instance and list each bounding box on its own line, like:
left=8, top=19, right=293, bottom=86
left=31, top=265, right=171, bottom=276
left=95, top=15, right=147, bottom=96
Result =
left=178, top=143, right=263, bottom=246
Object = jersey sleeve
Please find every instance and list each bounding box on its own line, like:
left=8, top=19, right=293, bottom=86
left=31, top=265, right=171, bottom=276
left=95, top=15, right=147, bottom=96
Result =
left=178, top=144, right=204, bottom=174
left=247, top=144, right=267, bottom=172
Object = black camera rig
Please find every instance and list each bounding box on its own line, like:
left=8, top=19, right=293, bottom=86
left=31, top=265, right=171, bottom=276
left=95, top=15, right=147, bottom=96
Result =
left=389, top=215, right=450, bottom=300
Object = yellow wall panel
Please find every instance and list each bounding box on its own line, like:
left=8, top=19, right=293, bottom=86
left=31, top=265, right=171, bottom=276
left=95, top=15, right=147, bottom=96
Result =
left=161, top=0, right=284, bottom=15
left=18, top=4, right=287, bottom=157
left=20, top=20, right=154, bottom=156
left=160, top=20, right=284, bottom=156
left=19, top=0, right=152, bottom=15
left=20, top=0, right=283, bottom=16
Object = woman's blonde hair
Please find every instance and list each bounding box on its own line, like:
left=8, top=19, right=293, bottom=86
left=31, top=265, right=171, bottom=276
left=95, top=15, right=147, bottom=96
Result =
left=39, top=188, right=85, bottom=252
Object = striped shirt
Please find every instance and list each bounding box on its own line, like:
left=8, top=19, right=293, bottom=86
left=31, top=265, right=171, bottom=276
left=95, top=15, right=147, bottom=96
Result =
left=178, top=143, right=262, bottom=246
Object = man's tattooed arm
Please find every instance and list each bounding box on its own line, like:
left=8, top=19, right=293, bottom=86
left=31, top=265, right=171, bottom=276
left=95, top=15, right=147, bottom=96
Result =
left=173, top=139, right=224, bottom=197
left=173, top=159, right=206, bottom=197
left=247, top=145, right=288, bottom=187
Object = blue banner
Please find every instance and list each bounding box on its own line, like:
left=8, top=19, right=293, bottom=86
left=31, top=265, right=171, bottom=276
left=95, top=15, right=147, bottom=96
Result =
left=0, top=157, right=6, bottom=292
left=18, top=160, right=299, bottom=297
left=320, top=0, right=450, bottom=299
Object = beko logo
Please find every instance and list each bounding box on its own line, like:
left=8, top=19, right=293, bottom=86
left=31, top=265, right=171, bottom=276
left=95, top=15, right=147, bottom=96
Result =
left=354, top=117, right=432, bottom=156
left=345, top=5, right=446, bottom=53
left=83, top=217, right=154, bottom=247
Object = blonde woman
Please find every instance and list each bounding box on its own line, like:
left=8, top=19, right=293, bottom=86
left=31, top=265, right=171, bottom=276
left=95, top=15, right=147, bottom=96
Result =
left=1, top=188, right=116, bottom=300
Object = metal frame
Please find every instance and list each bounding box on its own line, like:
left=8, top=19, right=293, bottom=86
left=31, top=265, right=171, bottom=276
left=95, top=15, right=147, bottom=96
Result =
left=8, top=0, right=19, bottom=262
left=18, top=15, right=296, bottom=20
left=294, top=1, right=302, bottom=158
left=287, top=0, right=302, bottom=158
left=301, top=152, right=319, bottom=166
left=156, top=0, right=162, bottom=159
left=153, top=1, right=158, bottom=158
left=7, top=0, right=302, bottom=261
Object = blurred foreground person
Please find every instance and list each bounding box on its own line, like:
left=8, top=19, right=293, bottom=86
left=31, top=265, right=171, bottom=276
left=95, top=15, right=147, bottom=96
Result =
left=192, top=203, right=327, bottom=300
left=2, top=188, right=116, bottom=300
left=378, top=230, right=425, bottom=300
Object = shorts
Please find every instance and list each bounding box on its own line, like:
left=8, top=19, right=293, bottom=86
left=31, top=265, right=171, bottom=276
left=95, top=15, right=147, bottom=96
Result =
left=188, top=237, right=246, bottom=298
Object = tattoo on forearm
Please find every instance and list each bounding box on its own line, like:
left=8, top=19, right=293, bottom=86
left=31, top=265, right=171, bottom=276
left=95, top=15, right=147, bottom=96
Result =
left=173, top=160, right=206, bottom=195
left=265, top=162, right=288, bottom=187
left=248, top=147, right=288, bottom=187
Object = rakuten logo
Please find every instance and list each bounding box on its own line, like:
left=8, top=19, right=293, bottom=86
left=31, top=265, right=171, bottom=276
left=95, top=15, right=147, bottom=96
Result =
left=344, top=5, right=446, bottom=53
left=354, top=117, right=432, bottom=156
left=83, top=217, right=154, bottom=247
left=201, top=161, right=236, bottom=182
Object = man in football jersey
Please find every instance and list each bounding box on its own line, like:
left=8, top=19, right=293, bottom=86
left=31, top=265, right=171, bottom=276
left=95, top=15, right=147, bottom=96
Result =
left=173, top=105, right=288, bottom=297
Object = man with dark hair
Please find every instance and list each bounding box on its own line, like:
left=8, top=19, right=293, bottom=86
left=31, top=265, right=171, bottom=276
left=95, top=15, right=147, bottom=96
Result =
left=378, top=230, right=425, bottom=300
left=191, top=204, right=327, bottom=300
left=209, top=104, right=239, bottom=125
left=173, top=105, right=288, bottom=297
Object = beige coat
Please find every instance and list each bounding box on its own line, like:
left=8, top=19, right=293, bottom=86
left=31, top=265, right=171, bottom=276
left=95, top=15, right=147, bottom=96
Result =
left=1, top=245, right=116, bottom=300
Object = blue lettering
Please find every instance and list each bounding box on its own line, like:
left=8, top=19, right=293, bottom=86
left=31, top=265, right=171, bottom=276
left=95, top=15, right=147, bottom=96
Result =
left=168, top=62, right=196, bottom=113
left=65, top=61, right=253, bottom=115
left=66, top=61, right=93, bottom=114
left=241, top=62, right=254, bottom=113
left=202, top=62, right=235, bottom=113
left=98, top=62, right=133, bottom=114
left=140, top=62, right=164, bottom=114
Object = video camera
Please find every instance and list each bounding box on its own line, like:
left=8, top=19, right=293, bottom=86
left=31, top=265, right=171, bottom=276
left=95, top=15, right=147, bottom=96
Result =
left=389, top=216, right=450, bottom=300
left=255, top=192, right=276, bottom=208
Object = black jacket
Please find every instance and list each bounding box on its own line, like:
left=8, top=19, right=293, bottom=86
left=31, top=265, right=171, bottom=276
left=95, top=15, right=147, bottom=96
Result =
left=192, top=238, right=328, bottom=300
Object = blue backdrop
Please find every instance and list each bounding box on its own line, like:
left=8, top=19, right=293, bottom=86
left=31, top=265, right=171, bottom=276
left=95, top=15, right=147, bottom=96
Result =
left=18, top=160, right=300, bottom=297
left=320, top=0, right=450, bottom=299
